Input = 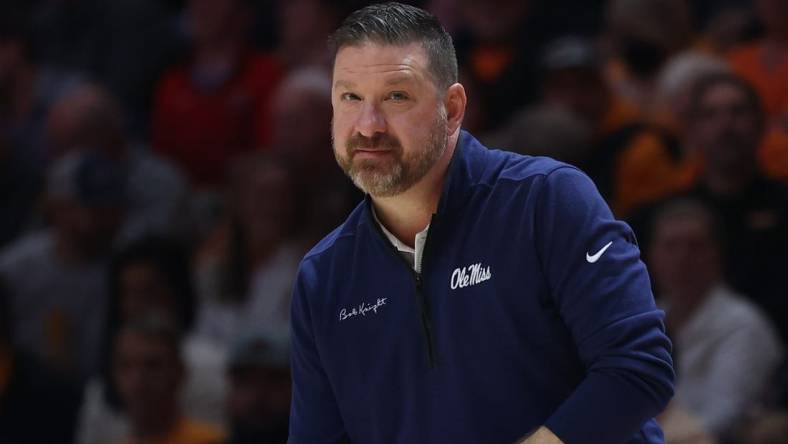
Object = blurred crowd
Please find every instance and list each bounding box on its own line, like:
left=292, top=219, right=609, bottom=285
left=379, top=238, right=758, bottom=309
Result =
left=0, top=0, right=786, bottom=443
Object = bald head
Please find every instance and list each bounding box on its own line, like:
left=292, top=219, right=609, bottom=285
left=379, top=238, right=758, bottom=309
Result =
left=271, top=67, right=332, bottom=162
left=46, top=84, right=126, bottom=157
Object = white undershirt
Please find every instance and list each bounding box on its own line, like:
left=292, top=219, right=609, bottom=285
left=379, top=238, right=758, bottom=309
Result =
left=371, top=206, right=430, bottom=274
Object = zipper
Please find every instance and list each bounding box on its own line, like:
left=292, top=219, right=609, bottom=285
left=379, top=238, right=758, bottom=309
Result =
left=369, top=206, right=438, bottom=368
left=414, top=271, right=438, bottom=368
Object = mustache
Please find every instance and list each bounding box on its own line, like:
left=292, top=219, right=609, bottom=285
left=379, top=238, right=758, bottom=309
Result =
left=346, top=133, right=401, bottom=153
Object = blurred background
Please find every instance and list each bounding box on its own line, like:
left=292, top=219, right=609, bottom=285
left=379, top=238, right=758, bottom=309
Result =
left=0, top=0, right=786, bottom=443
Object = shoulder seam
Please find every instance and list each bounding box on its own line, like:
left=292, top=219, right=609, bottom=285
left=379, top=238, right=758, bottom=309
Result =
left=302, top=231, right=357, bottom=262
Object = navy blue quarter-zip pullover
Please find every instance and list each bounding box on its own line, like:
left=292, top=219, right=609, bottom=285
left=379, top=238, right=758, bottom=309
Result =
left=288, top=130, right=674, bottom=444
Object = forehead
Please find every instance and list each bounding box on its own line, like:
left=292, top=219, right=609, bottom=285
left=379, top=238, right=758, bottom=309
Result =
left=332, top=42, right=432, bottom=87
left=654, top=214, right=712, bottom=240
left=700, top=82, right=748, bottom=107
left=116, top=330, right=176, bottom=357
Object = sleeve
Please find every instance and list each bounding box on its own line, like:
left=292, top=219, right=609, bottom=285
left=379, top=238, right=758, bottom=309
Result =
left=288, top=260, right=350, bottom=444
left=534, top=167, right=675, bottom=444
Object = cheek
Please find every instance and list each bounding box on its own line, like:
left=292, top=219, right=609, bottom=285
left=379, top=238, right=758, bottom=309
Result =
left=331, top=114, right=351, bottom=144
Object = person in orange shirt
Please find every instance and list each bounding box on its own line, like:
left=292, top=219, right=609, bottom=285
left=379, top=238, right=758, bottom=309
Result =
left=540, top=36, right=696, bottom=217
left=727, top=0, right=788, bottom=182
left=114, top=314, right=224, bottom=444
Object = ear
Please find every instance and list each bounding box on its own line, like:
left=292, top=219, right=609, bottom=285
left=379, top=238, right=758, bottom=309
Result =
left=443, top=83, right=467, bottom=135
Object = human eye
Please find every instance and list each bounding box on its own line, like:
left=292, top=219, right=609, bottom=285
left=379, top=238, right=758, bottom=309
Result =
left=386, top=91, right=409, bottom=102
left=340, top=92, right=361, bottom=102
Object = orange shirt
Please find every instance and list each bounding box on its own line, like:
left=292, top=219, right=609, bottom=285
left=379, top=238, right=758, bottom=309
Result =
left=597, top=97, right=642, bottom=138
left=728, top=42, right=788, bottom=119
left=760, top=125, right=788, bottom=183
left=728, top=42, right=788, bottom=186
left=589, top=97, right=699, bottom=217
left=613, top=131, right=700, bottom=217
left=118, top=418, right=224, bottom=444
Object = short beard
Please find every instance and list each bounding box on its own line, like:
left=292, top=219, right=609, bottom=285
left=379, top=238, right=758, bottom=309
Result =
left=333, top=109, right=448, bottom=197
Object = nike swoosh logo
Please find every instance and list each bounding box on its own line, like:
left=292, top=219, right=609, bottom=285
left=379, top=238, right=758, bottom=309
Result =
left=586, top=241, right=613, bottom=263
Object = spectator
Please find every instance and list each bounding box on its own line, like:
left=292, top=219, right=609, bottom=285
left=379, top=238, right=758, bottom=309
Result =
left=658, top=404, right=717, bottom=444
left=0, top=151, right=126, bottom=381
left=268, top=67, right=359, bottom=244
left=539, top=36, right=695, bottom=215
left=225, top=331, right=290, bottom=444
left=152, top=0, right=283, bottom=188
left=113, top=314, right=224, bottom=444
left=604, top=0, right=693, bottom=110
left=88, top=0, right=187, bottom=136
left=727, top=0, right=788, bottom=121
left=269, top=67, right=334, bottom=183
left=648, top=198, right=782, bottom=439
left=0, top=4, right=83, bottom=246
left=195, top=153, right=302, bottom=347
left=743, top=412, right=788, bottom=444
left=727, top=0, right=788, bottom=183
left=0, top=4, right=83, bottom=171
left=46, top=84, right=189, bottom=244
left=453, top=0, right=554, bottom=133
left=652, top=51, right=730, bottom=136
left=483, top=103, right=592, bottom=166
left=0, top=281, right=83, bottom=444
left=77, top=236, right=227, bottom=444
left=630, top=73, right=788, bottom=342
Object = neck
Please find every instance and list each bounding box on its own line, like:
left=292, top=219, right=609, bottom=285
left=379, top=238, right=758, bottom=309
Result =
left=665, top=283, right=715, bottom=333
left=371, top=131, right=459, bottom=248
left=54, top=234, right=89, bottom=265
left=132, top=408, right=180, bottom=441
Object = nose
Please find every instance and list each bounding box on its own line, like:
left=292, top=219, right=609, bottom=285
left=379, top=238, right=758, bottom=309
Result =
left=355, top=102, right=386, bottom=137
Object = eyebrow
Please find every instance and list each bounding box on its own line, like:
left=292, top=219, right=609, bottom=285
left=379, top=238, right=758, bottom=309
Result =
left=333, top=75, right=416, bottom=90
left=333, top=80, right=355, bottom=90
left=384, top=75, right=416, bottom=86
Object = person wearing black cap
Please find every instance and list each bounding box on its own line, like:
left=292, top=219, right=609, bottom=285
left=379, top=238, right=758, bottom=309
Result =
left=540, top=36, right=690, bottom=216
left=0, top=150, right=127, bottom=381
left=226, top=331, right=290, bottom=444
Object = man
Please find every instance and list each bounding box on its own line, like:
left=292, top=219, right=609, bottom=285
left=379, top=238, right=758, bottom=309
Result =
left=648, top=199, right=782, bottom=439
left=726, top=0, right=788, bottom=183
left=0, top=150, right=126, bottom=381
left=628, top=72, right=788, bottom=342
left=46, top=83, right=189, bottom=244
left=226, top=331, right=291, bottom=444
left=113, top=314, right=224, bottom=444
left=152, top=0, right=282, bottom=188
left=0, top=4, right=83, bottom=247
left=537, top=36, right=695, bottom=216
left=289, top=3, right=674, bottom=444
left=268, top=66, right=360, bottom=245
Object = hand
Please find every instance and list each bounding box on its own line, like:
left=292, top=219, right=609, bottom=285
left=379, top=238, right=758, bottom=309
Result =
left=517, top=426, right=564, bottom=444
